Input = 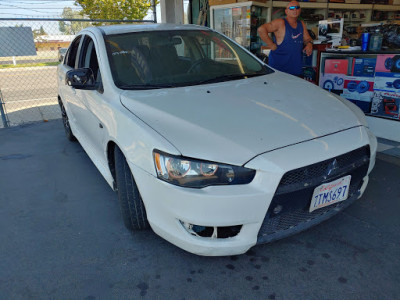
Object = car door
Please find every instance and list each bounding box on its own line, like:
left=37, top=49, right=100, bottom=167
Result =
left=58, top=35, right=83, bottom=132
left=72, top=33, right=107, bottom=161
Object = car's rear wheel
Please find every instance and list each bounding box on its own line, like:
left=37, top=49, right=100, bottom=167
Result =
left=58, top=99, right=76, bottom=141
left=114, top=146, right=149, bottom=230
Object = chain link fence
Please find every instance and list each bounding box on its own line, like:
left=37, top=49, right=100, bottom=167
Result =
left=0, top=17, right=155, bottom=129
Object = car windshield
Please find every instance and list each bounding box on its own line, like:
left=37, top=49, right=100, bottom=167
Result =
left=104, top=29, right=273, bottom=89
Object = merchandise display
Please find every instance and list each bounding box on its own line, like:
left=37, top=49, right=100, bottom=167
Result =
left=320, top=52, right=400, bottom=123
left=341, top=76, right=374, bottom=113
left=375, top=54, right=400, bottom=73
left=211, top=3, right=268, bottom=55
left=374, top=72, right=400, bottom=92
left=319, top=73, right=346, bottom=91
left=351, top=58, right=376, bottom=77
left=371, top=91, right=400, bottom=120
left=324, top=58, right=350, bottom=74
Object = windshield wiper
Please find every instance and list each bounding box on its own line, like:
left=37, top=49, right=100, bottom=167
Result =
left=118, top=83, right=176, bottom=90
left=196, top=73, right=263, bottom=85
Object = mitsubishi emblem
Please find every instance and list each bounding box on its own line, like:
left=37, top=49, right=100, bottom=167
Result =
left=326, top=159, right=339, bottom=176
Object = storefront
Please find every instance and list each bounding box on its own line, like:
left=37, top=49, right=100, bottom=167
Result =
left=207, top=0, right=400, bottom=142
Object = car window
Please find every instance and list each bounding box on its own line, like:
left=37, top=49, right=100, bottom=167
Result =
left=65, top=35, right=82, bottom=68
left=79, top=36, right=101, bottom=84
left=104, top=30, right=273, bottom=89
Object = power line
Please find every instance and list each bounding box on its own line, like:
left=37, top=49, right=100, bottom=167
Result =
left=0, top=0, right=75, bottom=2
left=0, top=7, right=81, bottom=9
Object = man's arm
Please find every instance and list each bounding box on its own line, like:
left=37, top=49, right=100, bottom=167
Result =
left=258, top=19, right=284, bottom=51
left=301, top=20, right=313, bottom=56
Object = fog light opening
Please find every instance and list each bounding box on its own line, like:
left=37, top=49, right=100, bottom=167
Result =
left=180, top=221, right=242, bottom=239
left=273, top=205, right=283, bottom=214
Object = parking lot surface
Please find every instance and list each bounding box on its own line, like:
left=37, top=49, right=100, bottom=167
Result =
left=1, top=120, right=399, bottom=299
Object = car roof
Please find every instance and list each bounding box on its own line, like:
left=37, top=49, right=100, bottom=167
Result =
left=89, top=23, right=211, bottom=35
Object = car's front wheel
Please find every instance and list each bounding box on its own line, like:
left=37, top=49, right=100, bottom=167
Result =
left=58, top=99, right=76, bottom=141
left=114, top=146, right=149, bottom=230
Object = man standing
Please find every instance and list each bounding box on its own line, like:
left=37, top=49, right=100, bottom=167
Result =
left=258, top=1, right=313, bottom=76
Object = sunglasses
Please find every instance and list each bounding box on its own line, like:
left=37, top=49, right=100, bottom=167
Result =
left=288, top=5, right=301, bottom=10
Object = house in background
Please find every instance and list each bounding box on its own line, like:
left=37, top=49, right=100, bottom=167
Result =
left=34, top=35, right=75, bottom=52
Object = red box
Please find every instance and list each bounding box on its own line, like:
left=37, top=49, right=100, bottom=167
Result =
left=375, top=54, right=400, bottom=73
left=324, top=59, right=349, bottom=75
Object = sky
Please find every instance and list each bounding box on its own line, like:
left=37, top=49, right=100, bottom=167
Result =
left=0, top=0, right=162, bottom=33
left=0, top=0, right=80, bottom=18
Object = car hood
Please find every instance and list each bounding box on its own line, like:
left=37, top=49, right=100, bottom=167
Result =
left=120, top=72, right=362, bottom=166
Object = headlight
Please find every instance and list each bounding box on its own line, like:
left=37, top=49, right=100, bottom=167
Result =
left=153, top=150, right=256, bottom=188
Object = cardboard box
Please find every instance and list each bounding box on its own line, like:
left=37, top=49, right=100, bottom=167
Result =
left=370, top=91, right=400, bottom=119
left=324, top=58, right=350, bottom=75
left=319, top=73, right=346, bottom=91
left=375, top=54, right=400, bottom=73
left=374, top=72, right=400, bottom=92
left=341, top=76, right=374, bottom=112
left=352, top=57, right=376, bottom=77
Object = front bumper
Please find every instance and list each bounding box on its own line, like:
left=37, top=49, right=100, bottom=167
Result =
left=130, top=126, right=377, bottom=256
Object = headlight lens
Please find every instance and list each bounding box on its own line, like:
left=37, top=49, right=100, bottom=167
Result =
left=153, top=150, right=256, bottom=188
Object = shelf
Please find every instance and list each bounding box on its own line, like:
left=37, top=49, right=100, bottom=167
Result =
left=272, top=1, right=291, bottom=8
left=344, top=18, right=367, bottom=21
left=373, top=4, right=400, bottom=10
left=328, top=3, right=373, bottom=9
left=273, top=1, right=327, bottom=8
left=300, top=2, right=329, bottom=8
left=272, top=1, right=388, bottom=10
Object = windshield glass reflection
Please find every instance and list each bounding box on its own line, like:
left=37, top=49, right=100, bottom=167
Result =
left=105, top=30, right=273, bottom=89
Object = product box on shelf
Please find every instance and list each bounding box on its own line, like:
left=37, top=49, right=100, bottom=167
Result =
left=375, top=54, right=400, bottom=73
left=324, top=58, right=350, bottom=74
left=370, top=91, right=400, bottom=120
left=303, top=66, right=317, bottom=84
left=319, top=73, right=346, bottom=91
left=351, top=57, right=376, bottom=77
left=341, top=76, right=374, bottom=113
left=374, top=72, right=400, bottom=92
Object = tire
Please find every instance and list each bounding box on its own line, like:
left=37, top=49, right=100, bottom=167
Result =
left=58, top=99, right=76, bottom=141
left=114, top=146, right=149, bottom=230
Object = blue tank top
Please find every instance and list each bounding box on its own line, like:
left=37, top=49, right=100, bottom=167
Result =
left=268, top=19, right=304, bottom=76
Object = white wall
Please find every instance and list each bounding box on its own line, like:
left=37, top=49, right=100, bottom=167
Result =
left=160, top=0, right=184, bottom=24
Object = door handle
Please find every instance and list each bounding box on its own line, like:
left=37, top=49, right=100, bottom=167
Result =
left=99, top=123, right=103, bottom=129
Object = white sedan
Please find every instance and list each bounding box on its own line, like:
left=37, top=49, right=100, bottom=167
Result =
left=57, top=24, right=377, bottom=256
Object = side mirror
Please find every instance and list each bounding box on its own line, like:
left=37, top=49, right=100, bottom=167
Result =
left=66, top=68, right=96, bottom=90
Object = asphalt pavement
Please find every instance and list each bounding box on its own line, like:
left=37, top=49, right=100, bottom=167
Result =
left=0, top=120, right=399, bottom=300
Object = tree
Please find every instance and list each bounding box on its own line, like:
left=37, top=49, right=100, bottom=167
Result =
left=75, top=0, right=153, bottom=23
left=33, top=26, right=47, bottom=39
left=59, top=7, right=89, bottom=35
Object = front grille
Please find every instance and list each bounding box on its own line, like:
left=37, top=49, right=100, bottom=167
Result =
left=277, top=146, right=370, bottom=194
left=257, top=146, right=370, bottom=244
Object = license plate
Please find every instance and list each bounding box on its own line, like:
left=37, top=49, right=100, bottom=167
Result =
left=309, top=175, right=351, bottom=212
